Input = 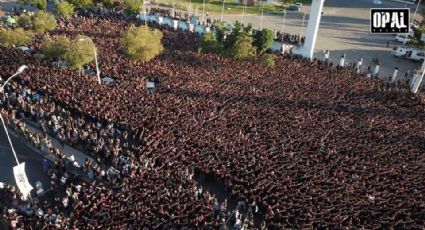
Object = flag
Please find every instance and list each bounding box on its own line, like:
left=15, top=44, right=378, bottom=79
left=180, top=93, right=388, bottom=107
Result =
left=13, top=163, right=33, bottom=200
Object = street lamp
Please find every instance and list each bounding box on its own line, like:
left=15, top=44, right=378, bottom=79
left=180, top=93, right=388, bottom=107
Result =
left=260, top=0, right=264, bottom=30
left=403, top=0, right=422, bottom=47
left=221, top=0, right=225, bottom=22
left=241, top=1, right=246, bottom=24
left=1, top=65, right=34, bottom=200
left=1, top=65, right=28, bottom=93
left=202, top=0, right=206, bottom=23
left=0, top=65, right=29, bottom=166
left=282, top=8, right=287, bottom=32
left=78, top=37, right=101, bottom=85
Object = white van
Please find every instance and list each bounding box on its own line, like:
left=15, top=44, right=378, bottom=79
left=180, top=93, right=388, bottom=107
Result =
left=392, top=46, right=425, bottom=61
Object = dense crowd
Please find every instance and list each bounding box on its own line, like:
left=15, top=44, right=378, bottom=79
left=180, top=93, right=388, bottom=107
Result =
left=1, top=9, right=425, bottom=229
left=275, top=31, right=305, bottom=45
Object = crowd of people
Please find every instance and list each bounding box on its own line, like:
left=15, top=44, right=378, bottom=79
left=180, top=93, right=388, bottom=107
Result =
left=1, top=8, right=425, bottom=229
left=275, top=31, right=305, bottom=45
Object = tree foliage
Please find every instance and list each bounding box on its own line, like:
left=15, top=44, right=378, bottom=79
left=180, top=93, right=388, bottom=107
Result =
left=68, top=0, right=93, bottom=8
left=120, top=25, right=164, bottom=61
left=282, top=0, right=295, bottom=5
left=254, top=28, right=274, bottom=53
left=200, top=32, right=222, bottom=53
left=412, top=24, right=425, bottom=49
left=0, top=28, right=34, bottom=47
left=212, top=21, right=226, bottom=43
left=224, top=21, right=252, bottom=49
left=32, top=11, right=57, bottom=33
left=56, top=1, right=75, bottom=19
left=124, top=0, right=143, bottom=16
left=40, top=35, right=96, bottom=69
left=41, top=35, right=71, bottom=60
left=16, top=15, right=33, bottom=29
left=100, top=0, right=115, bottom=8
left=258, top=53, right=276, bottom=68
left=229, top=34, right=256, bottom=60
left=63, top=36, right=95, bottom=70
left=19, top=0, right=47, bottom=10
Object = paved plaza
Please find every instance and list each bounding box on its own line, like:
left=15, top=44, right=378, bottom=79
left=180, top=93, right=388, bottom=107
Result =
left=203, top=0, right=422, bottom=78
left=1, top=0, right=423, bottom=77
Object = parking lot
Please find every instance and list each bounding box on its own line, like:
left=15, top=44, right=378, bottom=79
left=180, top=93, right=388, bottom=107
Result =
left=1, top=0, right=423, bottom=78
left=207, top=0, right=422, bottom=78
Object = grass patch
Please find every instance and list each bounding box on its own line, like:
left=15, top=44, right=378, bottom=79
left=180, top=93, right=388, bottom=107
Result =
left=156, top=0, right=289, bottom=16
left=296, top=0, right=313, bottom=4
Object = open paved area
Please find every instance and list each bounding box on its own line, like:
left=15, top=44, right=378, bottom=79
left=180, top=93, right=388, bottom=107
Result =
left=1, top=0, right=422, bottom=77
left=203, top=0, right=422, bottom=77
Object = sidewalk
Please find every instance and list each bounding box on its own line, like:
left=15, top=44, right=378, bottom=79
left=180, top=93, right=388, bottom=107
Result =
left=23, top=121, right=95, bottom=168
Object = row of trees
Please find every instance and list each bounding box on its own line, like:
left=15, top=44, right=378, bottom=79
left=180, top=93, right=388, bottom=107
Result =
left=16, top=11, right=57, bottom=33
left=0, top=11, right=57, bottom=47
left=200, top=21, right=276, bottom=68
left=41, top=35, right=95, bottom=69
left=40, top=24, right=164, bottom=69
left=19, top=0, right=144, bottom=17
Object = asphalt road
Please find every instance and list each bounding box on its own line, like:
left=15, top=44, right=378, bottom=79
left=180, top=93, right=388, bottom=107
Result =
left=207, top=0, right=422, bottom=78
left=0, top=0, right=422, bottom=78
left=0, top=127, right=49, bottom=189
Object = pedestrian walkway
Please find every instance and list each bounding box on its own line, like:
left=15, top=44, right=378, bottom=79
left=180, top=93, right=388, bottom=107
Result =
left=21, top=120, right=95, bottom=168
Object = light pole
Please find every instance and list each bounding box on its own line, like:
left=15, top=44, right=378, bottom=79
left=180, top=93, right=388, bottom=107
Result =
left=403, top=0, right=422, bottom=47
left=172, top=0, right=175, bottom=18
left=282, top=8, right=286, bottom=32
left=241, top=0, right=246, bottom=24
left=260, top=0, right=264, bottom=30
left=0, top=65, right=28, bottom=166
left=221, top=0, right=225, bottom=22
left=79, top=37, right=101, bottom=85
left=300, top=12, right=306, bottom=35
left=202, top=0, right=206, bottom=23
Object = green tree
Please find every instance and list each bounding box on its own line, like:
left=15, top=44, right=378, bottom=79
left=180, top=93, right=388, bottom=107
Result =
left=213, top=21, right=227, bottom=43
left=0, top=28, right=34, bottom=47
left=120, top=24, right=164, bottom=61
left=200, top=32, right=222, bottom=53
left=229, top=34, right=256, bottom=60
left=258, top=53, right=276, bottom=68
left=124, top=0, right=143, bottom=16
left=16, top=15, right=33, bottom=29
left=282, top=0, right=295, bottom=6
left=412, top=24, right=425, bottom=49
left=100, top=0, right=115, bottom=8
left=41, top=35, right=71, bottom=60
left=254, top=28, right=274, bottom=53
left=63, top=35, right=95, bottom=70
left=68, top=0, right=93, bottom=8
left=32, top=11, right=57, bottom=33
left=224, top=21, right=252, bottom=49
left=19, top=0, right=47, bottom=10
left=56, top=1, right=75, bottom=19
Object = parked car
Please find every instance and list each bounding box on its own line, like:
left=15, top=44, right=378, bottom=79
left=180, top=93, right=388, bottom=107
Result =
left=394, top=34, right=412, bottom=43
left=288, top=4, right=301, bottom=11
left=392, top=46, right=425, bottom=61
left=395, top=30, right=414, bottom=37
